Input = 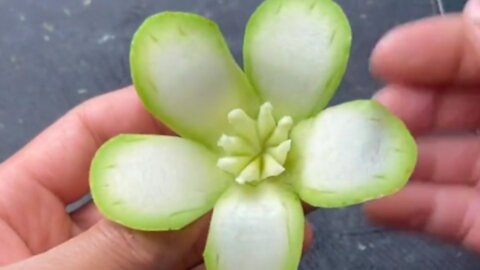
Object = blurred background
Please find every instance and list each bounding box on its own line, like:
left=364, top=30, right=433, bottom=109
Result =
left=0, top=0, right=474, bottom=269
left=441, top=0, right=467, bottom=13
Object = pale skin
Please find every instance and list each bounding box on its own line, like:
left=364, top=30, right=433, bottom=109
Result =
left=0, top=1, right=479, bottom=269
left=366, top=0, right=480, bottom=251
left=0, top=86, right=311, bottom=270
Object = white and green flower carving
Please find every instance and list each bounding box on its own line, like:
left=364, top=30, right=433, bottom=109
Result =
left=90, top=0, right=417, bottom=269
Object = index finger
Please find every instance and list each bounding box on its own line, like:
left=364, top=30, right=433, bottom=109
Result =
left=0, top=86, right=170, bottom=204
left=370, top=14, right=480, bottom=86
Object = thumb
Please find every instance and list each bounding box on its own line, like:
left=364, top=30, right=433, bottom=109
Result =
left=464, top=0, right=480, bottom=58
left=5, top=216, right=210, bottom=270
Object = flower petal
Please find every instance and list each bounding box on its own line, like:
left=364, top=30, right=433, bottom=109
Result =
left=288, top=100, right=417, bottom=208
left=204, top=183, right=304, bottom=270
left=244, top=0, right=351, bottom=120
left=131, top=13, right=259, bottom=148
left=90, top=135, right=231, bottom=231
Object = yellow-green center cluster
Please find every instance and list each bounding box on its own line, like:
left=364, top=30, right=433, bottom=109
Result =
left=217, top=103, right=293, bottom=185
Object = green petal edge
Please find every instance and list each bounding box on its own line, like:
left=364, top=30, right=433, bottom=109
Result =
left=244, top=0, right=352, bottom=121
left=287, top=100, right=417, bottom=208
left=131, top=12, right=259, bottom=149
left=90, top=135, right=231, bottom=231
left=204, top=182, right=304, bottom=270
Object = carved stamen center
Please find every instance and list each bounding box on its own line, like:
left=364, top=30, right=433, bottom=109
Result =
left=217, top=102, right=293, bottom=185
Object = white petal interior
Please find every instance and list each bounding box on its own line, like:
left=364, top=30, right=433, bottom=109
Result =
left=91, top=135, right=231, bottom=230
left=205, top=183, right=303, bottom=270
left=245, top=0, right=351, bottom=120
left=305, top=109, right=390, bottom=190
left=289, top=100, right=417, bottom=207
left=131, top=13, right=258, bottom=147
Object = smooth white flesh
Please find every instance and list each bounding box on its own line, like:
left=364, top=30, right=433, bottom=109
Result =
left=244, top=0, right=351, bottom=120
left=289, top=100, right=417, bottom=207
left=204, top=183, right=304, bottom=270
left=90, top=135, right=231, bottom=230
left=131, top=13, right=259, bottom=148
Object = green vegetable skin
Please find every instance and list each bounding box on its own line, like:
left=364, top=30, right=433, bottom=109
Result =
left=90, top=0, right=418, bottom=269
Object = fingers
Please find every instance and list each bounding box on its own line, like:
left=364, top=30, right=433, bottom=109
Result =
left=70, top=212, right=316, bottom=254
left=374, top=85, right=480, bottom=135
left=70, top=203, right=103, bottom=233
left=5, top=216, right=210, bottom=270
left=365, top=182, right=480, bottom=252
left=1, top=86, right=169, bottom=205
left=375, top=85, right=480, bottom=186
left=0, top=220, right=31, bottom=265
left=413, top=136, right=480, bottom=186
left=3, top=215, right=315, bottom=270
left=0, top=176, right=75, bottom=254
left=370, top=14, right=480, bottom=86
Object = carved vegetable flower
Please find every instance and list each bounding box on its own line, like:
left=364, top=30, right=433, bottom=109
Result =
left=90, top=0, right=417, bottom=269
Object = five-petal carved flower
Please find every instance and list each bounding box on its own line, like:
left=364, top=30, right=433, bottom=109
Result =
left=90, top=0, right=417, bottom=269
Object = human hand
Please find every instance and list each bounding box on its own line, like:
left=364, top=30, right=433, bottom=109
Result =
left=365, top=0, right=480, bottom=252
left=0, top=87, right=314, bottom=269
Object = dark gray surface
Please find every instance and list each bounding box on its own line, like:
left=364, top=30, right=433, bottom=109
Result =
left=442, top=0, right=467, bottom=12
left=0, top=0, right=478, bottom=269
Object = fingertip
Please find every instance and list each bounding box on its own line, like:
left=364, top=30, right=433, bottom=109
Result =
left=373, top=85, right=435, bottom=135
left=370, top=15, right=464, bottom=85
left=369, top=20, right=428, bottom=83
left=363, top=194, right=401, bottom=225
left=371, top=87, right=393, bottom=105
left=369, top=28, right=399, bottom=81
left=363, top=201, right=386, bottom=228
left=370, top=88, right=385, bottom=100
left=371, top=86, right=410, bottom=121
